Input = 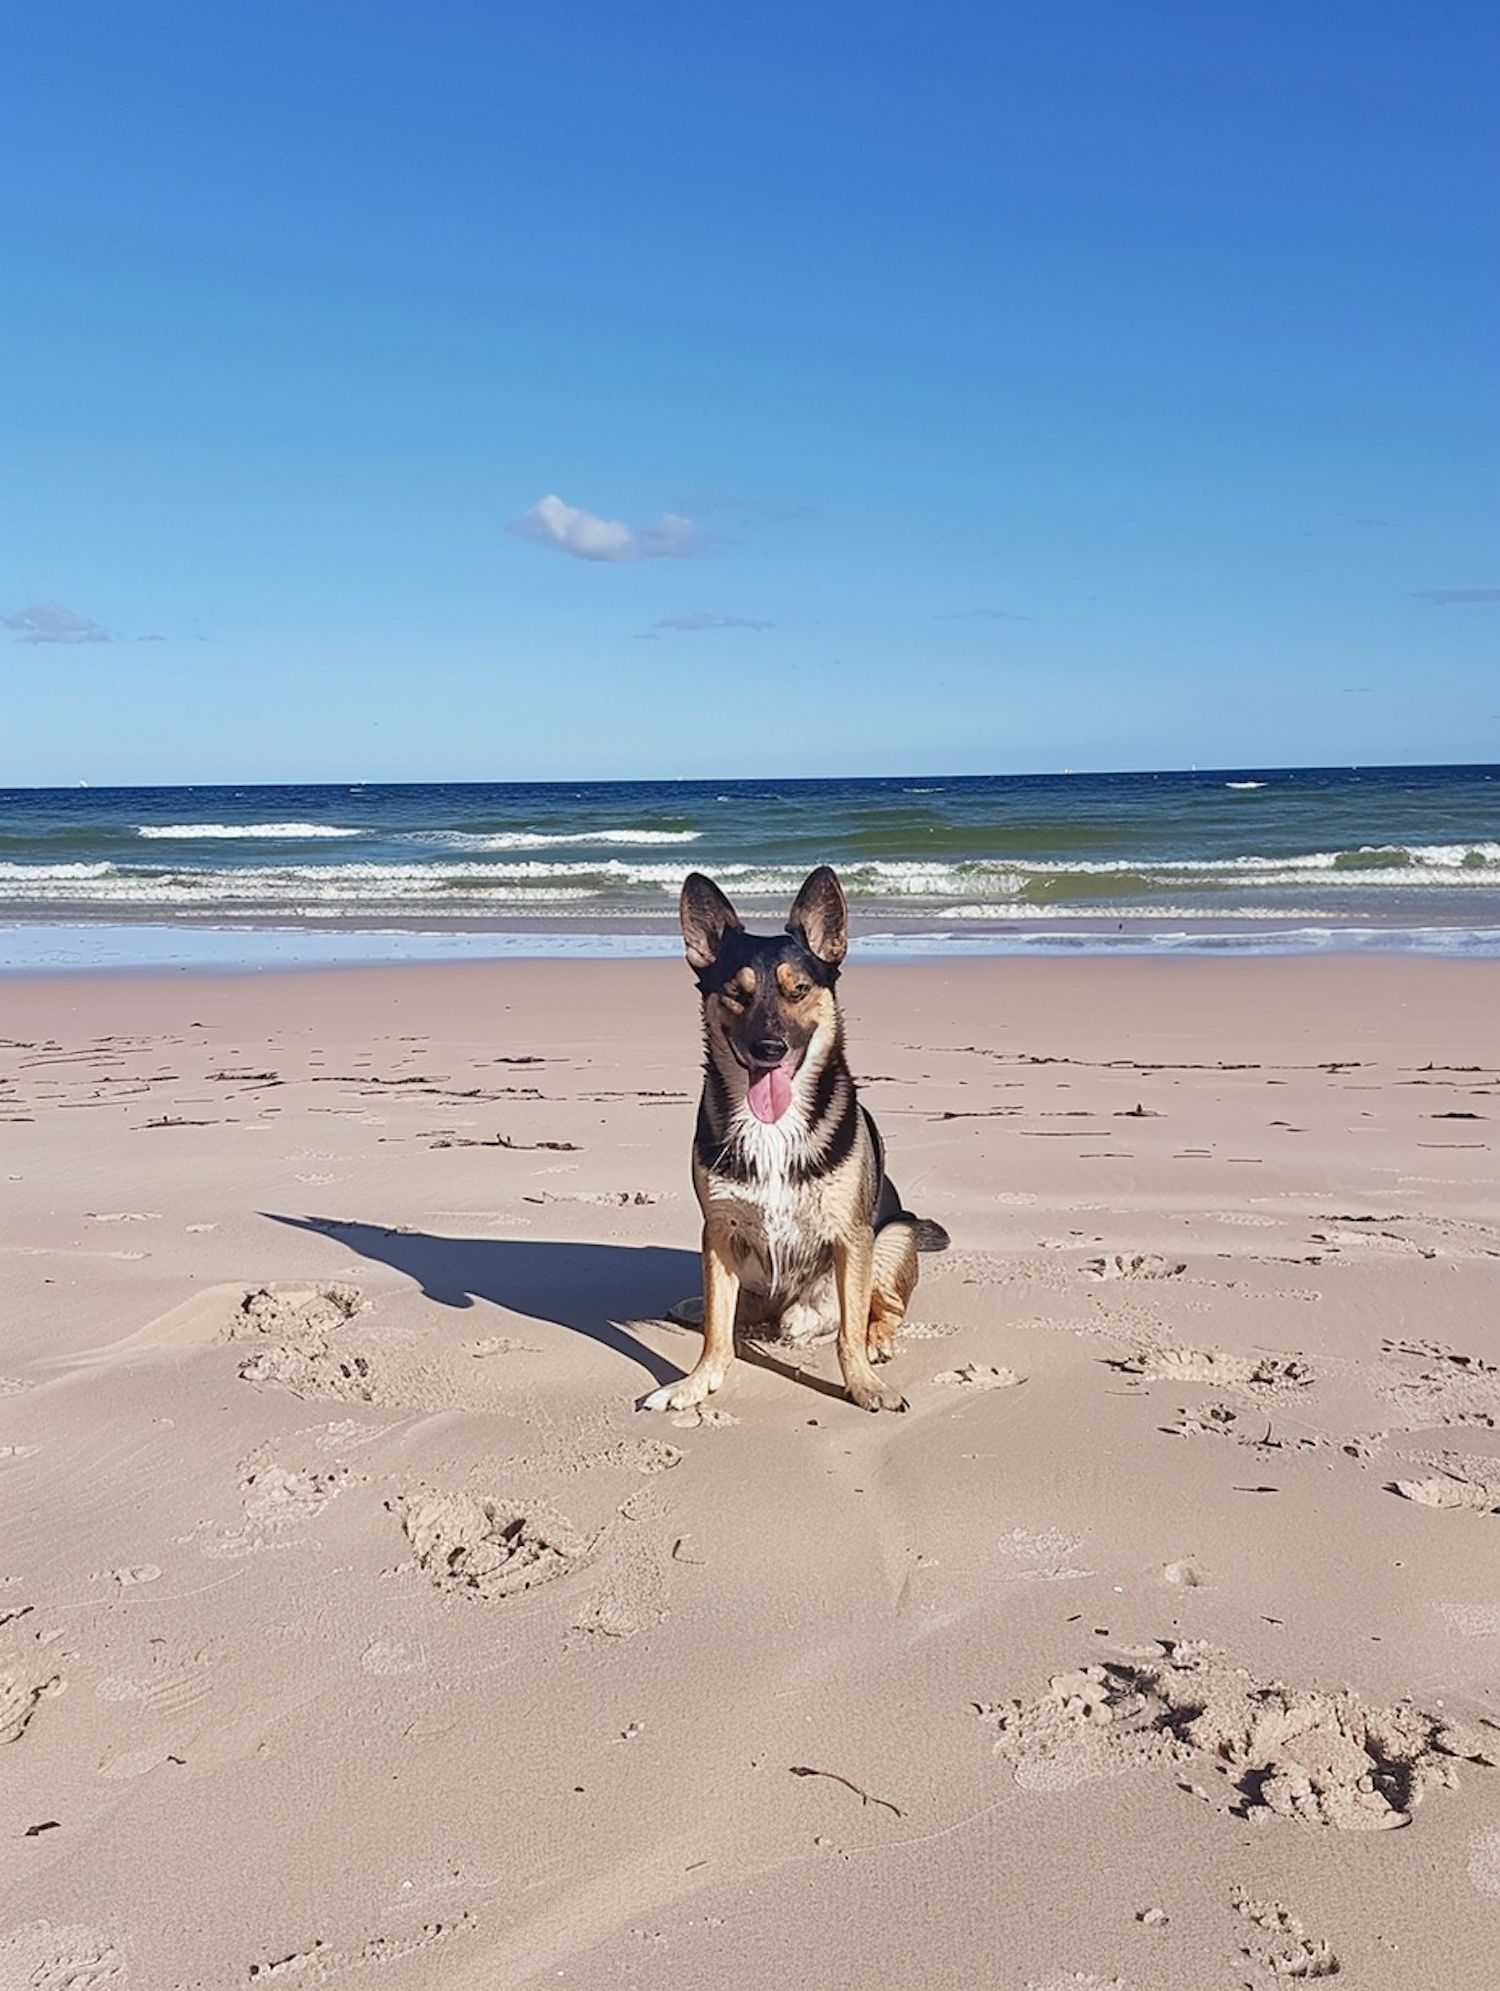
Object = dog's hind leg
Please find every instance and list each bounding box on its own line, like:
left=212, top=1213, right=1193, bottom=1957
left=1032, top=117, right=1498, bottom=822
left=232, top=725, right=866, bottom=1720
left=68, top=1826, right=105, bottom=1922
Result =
left=642, top=1231, right=740, bottom=1411
left=867, top=1219, right=919, bottom=1365
left=834, top=1232, right=907, bottom=1412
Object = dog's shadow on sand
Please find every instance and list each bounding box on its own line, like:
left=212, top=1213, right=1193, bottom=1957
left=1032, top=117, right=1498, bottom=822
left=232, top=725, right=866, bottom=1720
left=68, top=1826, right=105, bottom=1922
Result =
left=263, top=1213, right=695, bottom=1388
left=261, top=1213, right=851, bottom=1402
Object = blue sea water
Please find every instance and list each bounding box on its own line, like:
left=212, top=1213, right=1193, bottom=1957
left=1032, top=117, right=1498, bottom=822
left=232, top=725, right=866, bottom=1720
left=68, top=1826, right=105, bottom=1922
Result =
left=1, top=766, right=1497, bottom=968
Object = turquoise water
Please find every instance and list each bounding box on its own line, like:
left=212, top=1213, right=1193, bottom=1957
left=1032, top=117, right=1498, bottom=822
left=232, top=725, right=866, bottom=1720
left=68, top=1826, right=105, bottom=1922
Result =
left=2, top=766, right=1497, bottom=966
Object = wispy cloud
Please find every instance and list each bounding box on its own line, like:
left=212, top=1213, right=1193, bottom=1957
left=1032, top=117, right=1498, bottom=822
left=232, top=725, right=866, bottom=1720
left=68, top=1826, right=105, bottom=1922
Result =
left=637, top=612, right=774, bottom=640
left=3, top=600, right=111, bottom=644
left=934, top=607, right=1034, bottom=623
left=507, top=494, right=712, bottom=564
left=678, top=492, right=811, bottom=531
left=1412, top=587, right=1500, bottom=605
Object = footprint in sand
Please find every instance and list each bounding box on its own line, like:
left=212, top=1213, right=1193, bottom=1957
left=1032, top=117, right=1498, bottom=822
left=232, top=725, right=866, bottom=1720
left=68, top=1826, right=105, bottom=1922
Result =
left=0, top=1921, right=125, bottom=1989
left=996, top=1527, right=1093, bottom=1583
left=933, top=1363, right=1026, bottom=1390
left=239, top=1458, right=352, bottom=1527
left=242, top=1917, right=473, bottom=1983
left=389, top=1490, right=590, bottom=1601
left=360, top=1638, right=428, bottom=1677
left=95, top=1640, right=215, bottom=1718
left=976, top=1640, right=1496, bottom=1827
left=1439, top=1601, right=1500, bottom=1637
left=1161, top=1400, right=1241, bottom=1438
left=1084, top=1252, right=1186, bottom=1281
left=237, top=1338, right=386, bottom=1402
left=199, top=1448, right=353, bottom=1560
left=1231, top=1892, right=1339, bottom=1981
left=1121, top=1347, right=1312, bottom=1388
left=1390, top=1474, right=1498, bottom=1513
left=232, top=1284, right=390, bottom=1404
left=671, top=1405, right=739, bottom=1429
left=230, top=1287, right=484, bottom=1414
left=589, top=1438, right=684, bottom=1474
left=0, top=1668, right=62, bottom=1744
left=1163, top=1560, right=1207, bottom=1587
left=1378, top=1339, right=1500, bottom=1430
left=226, top=1284, right=365, bottom=1341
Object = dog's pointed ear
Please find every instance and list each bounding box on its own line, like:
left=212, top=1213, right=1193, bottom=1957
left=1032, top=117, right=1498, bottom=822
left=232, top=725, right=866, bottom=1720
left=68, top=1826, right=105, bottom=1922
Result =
left=680, top=872, right=743, bottom=971
left=787, top=865, right=848, bottom=967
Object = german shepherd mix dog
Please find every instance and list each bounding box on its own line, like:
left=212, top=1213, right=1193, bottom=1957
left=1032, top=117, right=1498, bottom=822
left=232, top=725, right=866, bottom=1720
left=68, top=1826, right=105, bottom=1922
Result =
left=643, top=866, right=948, bottom=1415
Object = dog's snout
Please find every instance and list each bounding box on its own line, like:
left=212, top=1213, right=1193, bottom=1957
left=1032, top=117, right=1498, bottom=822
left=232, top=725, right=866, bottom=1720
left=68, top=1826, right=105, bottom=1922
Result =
left=750, top=1035, right=788, bottom=1066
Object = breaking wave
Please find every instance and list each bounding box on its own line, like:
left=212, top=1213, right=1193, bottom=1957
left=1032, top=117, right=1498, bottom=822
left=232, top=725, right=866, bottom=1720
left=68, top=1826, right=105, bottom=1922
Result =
left=136, top=822, right=364, bottom=840
left=1, top=839, right=1497, bottom=921
left=411, top=827, right=702, bottom=851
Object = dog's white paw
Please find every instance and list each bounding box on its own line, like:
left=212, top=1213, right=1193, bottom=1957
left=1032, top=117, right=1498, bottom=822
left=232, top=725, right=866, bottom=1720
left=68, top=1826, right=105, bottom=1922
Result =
left=847, top=1378, right=908, bottom=1413
left=641, top=1381, right=705, bottom=1413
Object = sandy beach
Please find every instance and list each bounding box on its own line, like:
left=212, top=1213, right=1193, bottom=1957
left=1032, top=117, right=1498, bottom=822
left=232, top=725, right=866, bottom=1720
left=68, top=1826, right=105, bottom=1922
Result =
left=2, top=953, right=1498, bottom=1989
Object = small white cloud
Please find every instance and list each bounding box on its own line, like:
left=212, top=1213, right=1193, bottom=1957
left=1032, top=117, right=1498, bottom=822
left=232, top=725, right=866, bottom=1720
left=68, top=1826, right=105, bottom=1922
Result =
left=640, top=612, right=774, bottom=639
left=507, top=493, right=711, bottom=563
left=1412, top=587, right=1500, bottom=605
left=3, top=600, right=111, bottom=644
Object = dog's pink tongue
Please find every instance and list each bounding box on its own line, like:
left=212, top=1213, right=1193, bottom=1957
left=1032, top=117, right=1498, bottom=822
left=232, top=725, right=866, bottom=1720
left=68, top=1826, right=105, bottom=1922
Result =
left=747, top=1063, right=793, bottom=1124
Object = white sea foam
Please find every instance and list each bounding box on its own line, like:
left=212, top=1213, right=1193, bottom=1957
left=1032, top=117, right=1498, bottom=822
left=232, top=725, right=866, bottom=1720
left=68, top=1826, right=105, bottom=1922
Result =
left=136, top=822, right=363, bottom=839
left=414, top=827, right=701, bottom=850
left=1225, top=781, right=1267, bottom=789
left=3, top=841, right=1500, bottom=916
left=0, top=862, right=607, bottom=906
left=942, top=902, right=1328, bottom=922
left=1001, top=844, right=1500, bottom=878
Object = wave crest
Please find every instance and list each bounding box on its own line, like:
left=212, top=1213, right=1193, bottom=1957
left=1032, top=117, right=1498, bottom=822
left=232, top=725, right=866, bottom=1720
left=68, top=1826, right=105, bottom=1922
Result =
left=136, top=822, right=363, bottom=840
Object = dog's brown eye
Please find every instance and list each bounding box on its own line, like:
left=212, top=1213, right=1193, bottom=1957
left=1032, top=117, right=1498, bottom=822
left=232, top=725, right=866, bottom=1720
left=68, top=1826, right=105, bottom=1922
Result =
left=789, top=983, right=811, bottom=1001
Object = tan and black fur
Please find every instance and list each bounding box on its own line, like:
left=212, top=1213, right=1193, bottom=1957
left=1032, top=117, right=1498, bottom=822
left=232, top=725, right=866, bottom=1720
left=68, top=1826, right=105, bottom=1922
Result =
left=643, top=866, right=948, bottom=1415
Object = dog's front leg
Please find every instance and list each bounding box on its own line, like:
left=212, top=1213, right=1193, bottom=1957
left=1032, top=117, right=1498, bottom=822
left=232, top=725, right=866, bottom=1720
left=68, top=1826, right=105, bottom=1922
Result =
left=834, top=1231, right=907, bottom=1413
left=642, top=1229, right=740, bottom=1411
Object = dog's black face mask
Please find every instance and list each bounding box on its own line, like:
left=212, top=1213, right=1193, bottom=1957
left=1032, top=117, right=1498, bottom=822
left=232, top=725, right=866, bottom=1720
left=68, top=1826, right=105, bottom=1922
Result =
left=680, top=868, right=848, bottom=1125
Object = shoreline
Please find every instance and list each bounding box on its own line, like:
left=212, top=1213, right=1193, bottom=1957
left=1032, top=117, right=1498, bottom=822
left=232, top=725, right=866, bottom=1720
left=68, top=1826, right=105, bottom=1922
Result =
left=6, top=910, right=1500, bottom=975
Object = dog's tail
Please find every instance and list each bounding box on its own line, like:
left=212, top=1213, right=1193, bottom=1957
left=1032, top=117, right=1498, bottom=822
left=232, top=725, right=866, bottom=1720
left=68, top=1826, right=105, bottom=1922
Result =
left=911, top=1215, right=950, bottom=1253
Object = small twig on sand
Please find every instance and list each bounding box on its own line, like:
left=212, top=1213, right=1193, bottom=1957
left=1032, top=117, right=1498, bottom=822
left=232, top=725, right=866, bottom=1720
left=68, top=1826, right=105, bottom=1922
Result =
left=789, top=1765, right=903, bottom=1817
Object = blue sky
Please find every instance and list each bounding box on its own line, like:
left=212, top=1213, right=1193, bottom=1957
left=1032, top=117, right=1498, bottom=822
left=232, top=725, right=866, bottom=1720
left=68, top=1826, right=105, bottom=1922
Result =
left=3, top=0, right=1496, bottom=785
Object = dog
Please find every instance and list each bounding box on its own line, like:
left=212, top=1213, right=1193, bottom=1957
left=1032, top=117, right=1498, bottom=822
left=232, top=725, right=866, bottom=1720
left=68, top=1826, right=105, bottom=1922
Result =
left=642, top=865, right=948, bottom=1415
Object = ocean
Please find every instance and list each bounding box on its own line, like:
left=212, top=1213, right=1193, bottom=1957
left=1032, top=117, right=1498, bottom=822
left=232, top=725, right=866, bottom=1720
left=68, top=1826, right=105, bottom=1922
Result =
left=2, top=765, right=1497, bottom=969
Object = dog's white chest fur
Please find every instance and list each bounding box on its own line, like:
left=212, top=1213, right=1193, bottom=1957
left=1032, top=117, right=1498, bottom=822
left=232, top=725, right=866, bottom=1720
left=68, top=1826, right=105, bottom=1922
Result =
left=706, top=1113, right=834, bottom=1318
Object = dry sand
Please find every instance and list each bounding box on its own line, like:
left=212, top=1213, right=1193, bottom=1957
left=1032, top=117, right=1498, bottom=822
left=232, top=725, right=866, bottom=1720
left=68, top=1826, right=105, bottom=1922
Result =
left=1, top=954, right=1497, bottom=1989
